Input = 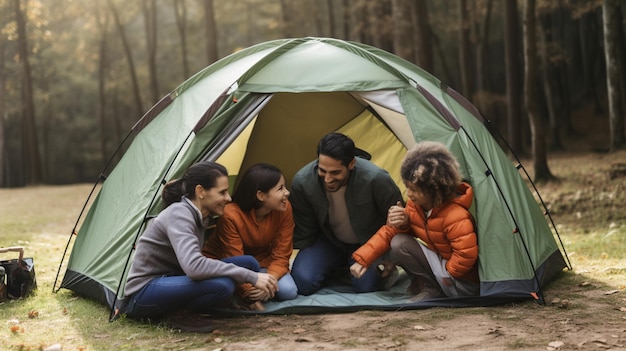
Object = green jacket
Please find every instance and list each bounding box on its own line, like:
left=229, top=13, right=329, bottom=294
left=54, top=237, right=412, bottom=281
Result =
left=290, top=157, right=403, bottom=249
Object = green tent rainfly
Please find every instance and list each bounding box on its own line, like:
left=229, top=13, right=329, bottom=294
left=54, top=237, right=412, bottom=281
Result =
left=54, top=37, right=569, bottom=317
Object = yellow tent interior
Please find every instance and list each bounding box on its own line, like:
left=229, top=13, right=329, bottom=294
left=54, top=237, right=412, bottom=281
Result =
left=216, top=91, right=412, bottom=194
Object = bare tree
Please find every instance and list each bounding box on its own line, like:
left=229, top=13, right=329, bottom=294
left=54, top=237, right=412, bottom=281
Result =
left=280, top=0, right=293, bottom=38
left=327, top=0, right=336, bottom=37
left=504, top=0, right=523, bottom=155
left=523, top=0, right=554, bottom=181
left=142, top=0, right=159, bottom=104
left=107, top=0, right=144, bottom=117
left=0, top=24, right=6, bottom=186
left=577, top=7, right=604, bottom=114
left=392, top=0, right=414, bottom=61
left=96, top=0, right=110, bottom=166
left=602, top=0, right=625, bottom=151
left=458, top=0, right=474, bottom=98
left=203, top=0, right=218, bottom=64
left=538, top=9, right=563, bottom=150
left=173, top=0, right=190, bottom=79
left=474, top=0, right=493, bottom=115
left=14, top=0, right=42, bottom=185
left=413, top=0, right=433, bottom=73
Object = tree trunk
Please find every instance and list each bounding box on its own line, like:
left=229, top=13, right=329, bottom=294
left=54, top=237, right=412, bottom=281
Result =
left=504, top=0, right=524, bottom=155
left=392, top=0, right=414, bottom=61
left=174, top=0, right=190, bottom=79
left=14, top=0, right=42, bottom=185
left=0, top=30, right=6, bottom=186
left=327, top=0, right=336, bottom=37
left=578, top=9, right=604, bottom=115
left=413, top=0, right=433, bottom=73
left=538, top=10, right=563, bottom=150
left=280, top=0, right=292, bottom=38
left=475, top=0, right=493, bottom=116
left=458, top=0, right=474, bottom=98
left=96, top=0, right=109, bottom=166
left=142, top=0, right=159, bottom=104
left=342, top=0, right=350, bottom=40
left=203, top=0, right=218, bottom=64
left=107, top=0, right=144, bottom=117
left=602, top=0, right=625, bottom=151
left=523, top=0, right=554, bottom=181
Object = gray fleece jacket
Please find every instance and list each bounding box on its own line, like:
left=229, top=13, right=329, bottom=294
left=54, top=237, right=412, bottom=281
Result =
left=124, top=197, right=258, bottom=297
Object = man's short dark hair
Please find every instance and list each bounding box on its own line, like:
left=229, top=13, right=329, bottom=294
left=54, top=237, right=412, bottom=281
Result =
left=317, top=133, right=355, bottom=167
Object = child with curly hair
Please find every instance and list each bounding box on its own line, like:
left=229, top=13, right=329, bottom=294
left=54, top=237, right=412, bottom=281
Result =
left=350, top=141, right=479, bottom=300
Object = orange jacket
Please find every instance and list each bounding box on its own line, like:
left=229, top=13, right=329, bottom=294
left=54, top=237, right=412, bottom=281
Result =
left=203, top=201, right=294, bottom=280
left=352, top=182, right=479, bottom=282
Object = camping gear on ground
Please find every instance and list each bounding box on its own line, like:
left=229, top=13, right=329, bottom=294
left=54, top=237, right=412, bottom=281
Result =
left=53, top=37, right=570, bottom=318
left=1, top=246, right=37, bottom=300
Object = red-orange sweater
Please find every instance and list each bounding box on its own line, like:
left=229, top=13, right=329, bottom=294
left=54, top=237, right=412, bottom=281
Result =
left=203, top=201, right=294, bottom=280
left=352, top=182, right=479, bottom=283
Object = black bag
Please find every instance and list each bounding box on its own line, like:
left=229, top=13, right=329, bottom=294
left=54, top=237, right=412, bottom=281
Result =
left=0, top=246, right=37, bottom=301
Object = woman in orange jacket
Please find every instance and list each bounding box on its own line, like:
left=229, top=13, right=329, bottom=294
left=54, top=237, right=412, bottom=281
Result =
left=350, top=141, right=479, bottom=301
left=203, top=163, right=297, bottom=310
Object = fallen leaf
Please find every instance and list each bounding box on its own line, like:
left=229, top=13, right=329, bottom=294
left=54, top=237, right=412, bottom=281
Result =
left=618, top=307, right=626, bottom=312
left=28, top=310, right=39, bottom=318
left=548, top=341, right=564, bottom=349
left=43, top=344, right=62, bottom=351
left=579, top=281, right=591, bottom=287
left=604, top=290, right=620, bottom=295
left=550, top=298, right=561, bottom=305
left=413, top=325, right=426, bottom=331
left=293, top=327, right=306, bottom=334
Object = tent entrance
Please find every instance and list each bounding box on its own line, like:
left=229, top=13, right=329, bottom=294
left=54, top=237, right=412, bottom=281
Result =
left=211, top=91, right=411, bottom=191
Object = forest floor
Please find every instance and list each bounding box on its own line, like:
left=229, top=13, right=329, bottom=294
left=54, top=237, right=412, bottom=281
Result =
left=1, top=108, right=626, bottom=350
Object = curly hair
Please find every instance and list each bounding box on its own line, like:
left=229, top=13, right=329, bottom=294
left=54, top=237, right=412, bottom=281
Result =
left=400, top=141, right=462, bottom=207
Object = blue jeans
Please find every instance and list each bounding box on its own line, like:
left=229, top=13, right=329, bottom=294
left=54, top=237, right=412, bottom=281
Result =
left=291, top=235, right=383, bottom=295
left=124, top=255, right=259, bottom=318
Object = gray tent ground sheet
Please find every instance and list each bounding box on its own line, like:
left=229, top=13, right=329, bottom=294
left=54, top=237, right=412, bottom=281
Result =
left=207, top=271, right=526, bottom=316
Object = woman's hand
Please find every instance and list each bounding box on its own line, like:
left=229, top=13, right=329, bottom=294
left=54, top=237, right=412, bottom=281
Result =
left=387, top=201, right=408, bottom=229
left=254, top=272, right=278, bottom=299
left=350, top=262, right=367, bottom=278
left=248, top=287, right=271, bottom=301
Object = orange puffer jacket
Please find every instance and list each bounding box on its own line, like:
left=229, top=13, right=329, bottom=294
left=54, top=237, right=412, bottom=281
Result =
left=352, top=182, right=479, bottom=283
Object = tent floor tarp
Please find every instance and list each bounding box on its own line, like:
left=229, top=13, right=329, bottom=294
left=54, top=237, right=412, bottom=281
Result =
left=204, top=271, right=537, bottom=316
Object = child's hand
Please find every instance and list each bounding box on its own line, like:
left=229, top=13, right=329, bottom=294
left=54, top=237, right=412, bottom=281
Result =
left=387, top=201, right=408, bottom=229
left=350, top=262, right=367, bottom=278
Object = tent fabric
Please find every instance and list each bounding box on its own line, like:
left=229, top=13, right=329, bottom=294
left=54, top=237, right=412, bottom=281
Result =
left=55, top=37, right=568, bottom=316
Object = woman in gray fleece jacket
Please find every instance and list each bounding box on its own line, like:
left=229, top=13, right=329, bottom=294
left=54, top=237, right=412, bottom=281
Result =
left=123, top=162, right=278, bottom=328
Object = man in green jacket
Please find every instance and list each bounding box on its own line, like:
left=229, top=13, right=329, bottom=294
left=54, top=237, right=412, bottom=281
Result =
left=290, top=132, right=403, bottom=295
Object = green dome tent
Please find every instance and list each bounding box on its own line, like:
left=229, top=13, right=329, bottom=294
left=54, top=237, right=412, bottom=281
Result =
left=54, top=37, right=569, bottom=317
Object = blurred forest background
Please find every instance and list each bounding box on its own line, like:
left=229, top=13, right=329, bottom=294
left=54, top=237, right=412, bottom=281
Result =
left=0, top=0, right=624, bottom=187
